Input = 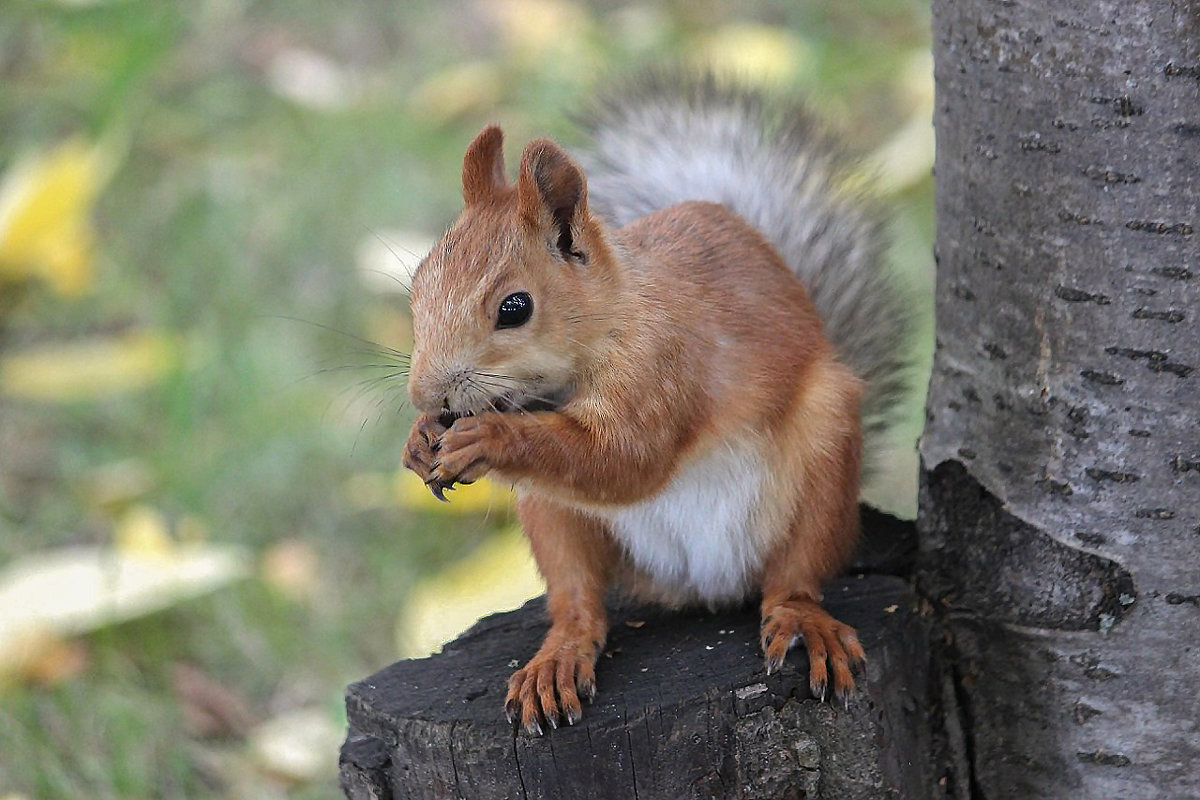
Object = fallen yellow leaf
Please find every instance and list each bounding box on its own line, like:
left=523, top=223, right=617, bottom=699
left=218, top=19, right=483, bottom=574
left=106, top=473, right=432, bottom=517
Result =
left=0, top=542, right=249, bottom=685
left=409, top=61, right=503, bottom=122
left=488, top=0, right=594, bottom=64
left=396, top=525, right=543, bottom=658
left=249, top=707, right=343, bottom=784
left=0, top=330, right=178, bottom=402
left=0, top=137, right=118, bottom=296
left=695, top=24, right=813, bottom=87
left=114, top=505, right=174, bottom=559
left=394, top=469, right=513, bottom=515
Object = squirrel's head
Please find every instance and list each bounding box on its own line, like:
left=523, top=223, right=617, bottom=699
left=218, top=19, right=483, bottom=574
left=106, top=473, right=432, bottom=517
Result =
left=407, top=125, right=619, bottom=418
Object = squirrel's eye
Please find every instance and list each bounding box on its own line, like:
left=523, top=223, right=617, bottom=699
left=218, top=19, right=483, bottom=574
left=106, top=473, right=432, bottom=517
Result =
left=496, top=291, right=533, bottom=329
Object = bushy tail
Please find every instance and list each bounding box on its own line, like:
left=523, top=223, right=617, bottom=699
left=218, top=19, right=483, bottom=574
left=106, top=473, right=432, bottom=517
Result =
left=576, top=73, right=911, bottom=472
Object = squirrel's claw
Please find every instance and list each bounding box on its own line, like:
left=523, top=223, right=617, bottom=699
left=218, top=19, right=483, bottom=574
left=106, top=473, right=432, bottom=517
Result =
left=504, top=698, right=520, bottom=725
left=424, top=459, right=455, bottom=501
left=425, top=477, right=451, bottom=502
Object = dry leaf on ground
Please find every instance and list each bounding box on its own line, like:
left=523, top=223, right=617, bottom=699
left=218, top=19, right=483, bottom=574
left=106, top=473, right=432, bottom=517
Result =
left=171, top=662, right=256, bottom=739
left=0, top=539, right=249, bottom=684
left=394, top=469, right=513, bottom=515
left=248, top=706, right=343, bottom=784
left=0, top=137, right=119, bottom=296
left=397, top=525, right=543, bottom=658
left=0, top=330, right=179, bottom=402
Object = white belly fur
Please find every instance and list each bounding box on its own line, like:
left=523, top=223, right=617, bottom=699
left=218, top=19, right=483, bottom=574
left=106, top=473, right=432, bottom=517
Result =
left=587, top=440, right=776, bottom=605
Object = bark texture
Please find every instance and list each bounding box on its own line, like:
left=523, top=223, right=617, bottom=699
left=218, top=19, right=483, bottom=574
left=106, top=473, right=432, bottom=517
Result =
left=923, top=0, right=1199, bottom=796
left=340, top=558, right=938, bottom=800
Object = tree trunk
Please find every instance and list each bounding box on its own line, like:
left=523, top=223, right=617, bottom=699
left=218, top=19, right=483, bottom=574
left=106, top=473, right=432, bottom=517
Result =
left=922, top=0, right=1199, bottom=797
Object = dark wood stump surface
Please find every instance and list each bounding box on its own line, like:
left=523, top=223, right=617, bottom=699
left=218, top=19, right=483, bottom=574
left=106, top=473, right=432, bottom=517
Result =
left=341, top=511, right=937, bottom=800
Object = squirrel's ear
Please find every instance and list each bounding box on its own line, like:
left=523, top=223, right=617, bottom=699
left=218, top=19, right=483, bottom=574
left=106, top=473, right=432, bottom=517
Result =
left=517, top=138, right=589, bottom=262
left=461, top=125, right=507, bottom=205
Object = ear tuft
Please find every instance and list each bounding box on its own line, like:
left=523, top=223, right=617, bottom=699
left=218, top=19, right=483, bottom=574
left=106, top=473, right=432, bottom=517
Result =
left=517, top=138, right=588, bottom=260
left=462, top=125, right=507, bottom=205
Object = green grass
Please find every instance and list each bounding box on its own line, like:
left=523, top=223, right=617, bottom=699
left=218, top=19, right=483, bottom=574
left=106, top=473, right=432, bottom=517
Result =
left=0, top=1, right=932, bottom=796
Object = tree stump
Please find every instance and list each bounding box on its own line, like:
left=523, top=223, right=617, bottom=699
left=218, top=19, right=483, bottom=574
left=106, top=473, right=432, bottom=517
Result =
left=340, top=511, right=937, bottom=800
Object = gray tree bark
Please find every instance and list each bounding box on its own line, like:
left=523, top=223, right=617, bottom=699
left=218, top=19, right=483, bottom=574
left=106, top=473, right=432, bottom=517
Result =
left=921, top=0, right=1199, bottom=797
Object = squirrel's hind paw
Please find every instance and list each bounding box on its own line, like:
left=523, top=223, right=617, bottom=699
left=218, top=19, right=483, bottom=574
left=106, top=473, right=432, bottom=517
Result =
left=505, top=647, right=596, bottom=735
left=760, top=599, right=865, bottom=703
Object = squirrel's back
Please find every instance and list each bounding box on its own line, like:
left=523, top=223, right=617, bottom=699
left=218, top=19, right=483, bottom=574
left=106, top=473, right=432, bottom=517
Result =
left=576, top=73, right=910, bottom=474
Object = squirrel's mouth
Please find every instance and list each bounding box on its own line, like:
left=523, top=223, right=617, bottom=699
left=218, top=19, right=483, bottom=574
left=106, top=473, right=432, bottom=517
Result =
left=440, top=390, right=565, bottom=427
left=437, top=409, right=465, bottom=428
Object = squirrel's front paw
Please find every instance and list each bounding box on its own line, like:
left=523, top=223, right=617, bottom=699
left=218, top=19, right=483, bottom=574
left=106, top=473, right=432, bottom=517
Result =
left=429, top=413, right=509, bottom=489
left=402, top=413, right=448, bottom=486
left=505, top=643, right=597, bottom=735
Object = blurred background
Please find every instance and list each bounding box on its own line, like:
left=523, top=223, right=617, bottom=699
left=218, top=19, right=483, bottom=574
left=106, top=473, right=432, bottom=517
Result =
left=0, top=1, right=932, bottom=797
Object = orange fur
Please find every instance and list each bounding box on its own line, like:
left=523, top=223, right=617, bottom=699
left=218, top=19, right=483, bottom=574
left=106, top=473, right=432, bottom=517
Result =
left=504, top=494, right=618, bottom=732
left=402, top=127, right=868, bottom=734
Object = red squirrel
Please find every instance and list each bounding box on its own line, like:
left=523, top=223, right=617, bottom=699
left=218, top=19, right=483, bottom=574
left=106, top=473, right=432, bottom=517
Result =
left=401, top=77, right=909, bottom=735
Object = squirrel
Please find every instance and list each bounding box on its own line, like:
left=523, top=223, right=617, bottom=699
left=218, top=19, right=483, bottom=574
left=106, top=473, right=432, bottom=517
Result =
left=401, top=74, right=910, bottom=735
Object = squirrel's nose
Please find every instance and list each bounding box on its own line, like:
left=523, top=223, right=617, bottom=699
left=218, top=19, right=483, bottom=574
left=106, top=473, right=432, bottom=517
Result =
left=406, top=348, right=443, bottom=414
left=406, top=371, right=440, bottom=414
